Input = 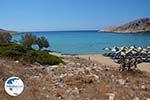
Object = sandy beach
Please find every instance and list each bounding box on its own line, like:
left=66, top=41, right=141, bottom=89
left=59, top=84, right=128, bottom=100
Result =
left=49, top=52, right=150, bottom=73
left=79, top=54, right=150, bottom=73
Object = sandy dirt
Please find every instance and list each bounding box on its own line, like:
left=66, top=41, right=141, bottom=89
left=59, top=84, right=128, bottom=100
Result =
left=79, top=54, right=150, bottom=73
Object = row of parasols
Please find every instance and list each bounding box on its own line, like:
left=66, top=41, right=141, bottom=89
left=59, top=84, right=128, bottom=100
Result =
left=103, top=46, right=150, bottom=64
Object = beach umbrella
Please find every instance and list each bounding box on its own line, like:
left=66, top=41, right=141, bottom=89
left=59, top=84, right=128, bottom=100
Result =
left=103, top=47, right=111, bottom=51
left=131, top=50, right=137, bottom=54
left=120, top=46, right=127, bottom=51
left=126, top=49, right=132, bottom=54
left=147, top=48, right=150, bottom=51
left=147, top=46, right=150, bottom=49
left=115, top=50, right=121, bottom=54
left=111, top=47, right=119, bottom=52
left=137, top=47, right=142, bottom=51
left=143, top=48, right=148, bottom=51
left=114, top=51, right=126, bottom=58
left=141, top=50, right=147, bottom=54
left=121, top=52, right=126, bottom=56
left=130, top=46, right=136, bottom=49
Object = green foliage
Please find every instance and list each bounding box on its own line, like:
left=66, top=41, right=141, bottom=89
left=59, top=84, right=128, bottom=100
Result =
left=0, top=43, right=63, bottom=65
left=21, top=33, right=50, bottom=50
left=24, top=50, right=63, bottom=65
left=36, top=36, right=49, bottom=50
left=0, top=32, right=12, bottom=43
left=21, top=33, right=37, bottom=48
left=0, top=32, right=62, bottom=65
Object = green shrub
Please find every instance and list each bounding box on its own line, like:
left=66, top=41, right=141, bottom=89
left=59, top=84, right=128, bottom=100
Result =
left=21, top=33, right=37, bottom=48
left=35, top=51, right=63, bottom=65
left=36, top=36, right=49, bottom=50
left=1, top=50, right=22, bottom=60
left=0, top=43, right=63, bottom=65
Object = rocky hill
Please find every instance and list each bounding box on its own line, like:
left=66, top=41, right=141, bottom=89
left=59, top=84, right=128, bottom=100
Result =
left=0, top=55, right=150, bottom=100
left=101, top=18, right=150, bottom=33
left=0, top=28, right=17, bottom=34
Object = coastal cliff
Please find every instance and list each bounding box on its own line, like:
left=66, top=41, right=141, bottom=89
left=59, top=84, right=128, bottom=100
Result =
left=101, top=18, right=150, bottom=33
left=0, top=28, right=17, bottom=34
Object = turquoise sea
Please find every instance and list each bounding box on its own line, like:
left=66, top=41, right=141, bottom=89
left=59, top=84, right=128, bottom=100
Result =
left=12, top=31, right=150, bottom=55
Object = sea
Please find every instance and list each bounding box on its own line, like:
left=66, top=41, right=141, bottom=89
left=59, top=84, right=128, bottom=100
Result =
left=12, top=31, right=150, bottom=55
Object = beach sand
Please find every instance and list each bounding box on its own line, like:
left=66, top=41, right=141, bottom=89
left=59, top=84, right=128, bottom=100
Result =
left=78, top=54, right=150, bottom=73
left=49, top=52, right=150, bottom=73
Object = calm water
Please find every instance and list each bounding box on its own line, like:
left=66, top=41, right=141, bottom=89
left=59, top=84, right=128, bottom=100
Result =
left=12, top=31, right=150, bottom=55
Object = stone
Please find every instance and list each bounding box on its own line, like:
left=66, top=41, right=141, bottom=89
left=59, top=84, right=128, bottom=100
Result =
left=105, top=67, right=110, bottom=71
left=117, top=79, right=126, bottom=85
left=15, top=60, right=19, bottom=63
left=29, top=75, right=40, bottom=80
left=46, top=95, right=50, bottom=98
left=85, top=67, right=91, bottom=71
left=73, top=87, right=80, bottom=95
left=69, top=62, right=75, bottom=65
left=38, top=65, right=45, bottom=70
left=76, top=67, right=85, bottom=74
left=67, top=73, right=74, bottom=77
left=52, top=76, right=63, bottom=87
left=47, top=65, right=58, bottom=72
left=60, top=73, right=67, bottom=78
left=111, top=75, right=114, bottom=78
left=76, top=63, right=81, bottom=66
left=133, top=97, right=140, bottom=100
left=52, top=76, right=63, bottom=82
left=106, top=93, right=115, bottom=100
left=65, top=87, right=80, bottom=96
left=42, top=87, right=46, bottom=90
left=141, top=85, right=146, bottom=90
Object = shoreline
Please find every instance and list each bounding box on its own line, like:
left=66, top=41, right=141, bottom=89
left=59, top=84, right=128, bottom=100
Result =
left=49, top=52, right=150, bottom=73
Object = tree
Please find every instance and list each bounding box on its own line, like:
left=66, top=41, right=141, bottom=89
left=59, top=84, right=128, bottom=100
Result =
left=21, top=33, right=36, bottom=48
left=0, top=32, right=12, bottom=43
left=36, top=36, right=49, bottom=50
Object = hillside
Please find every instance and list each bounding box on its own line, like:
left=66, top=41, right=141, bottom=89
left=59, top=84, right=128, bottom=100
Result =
left=0, top=55, right=150, bottom=100
left=101, top=18, right=150, bottom=33
left=0, top=28, right=17, bottom=34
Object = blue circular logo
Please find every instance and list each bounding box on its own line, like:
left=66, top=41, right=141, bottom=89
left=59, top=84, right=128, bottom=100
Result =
left=4, top=76, right=24, bottom=96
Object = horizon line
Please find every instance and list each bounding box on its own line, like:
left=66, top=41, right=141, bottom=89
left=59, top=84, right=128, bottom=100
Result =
left=18, top=29, right=99, bottom=33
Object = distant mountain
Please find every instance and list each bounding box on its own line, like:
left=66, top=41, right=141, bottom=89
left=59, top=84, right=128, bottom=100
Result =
left=0, top=28, right=17, bottom=34
left=101, top=18, right=150, bottom=33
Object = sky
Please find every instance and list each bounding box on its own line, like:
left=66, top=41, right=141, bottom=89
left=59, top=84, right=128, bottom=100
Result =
left=0, top=0, right=150, bottom=31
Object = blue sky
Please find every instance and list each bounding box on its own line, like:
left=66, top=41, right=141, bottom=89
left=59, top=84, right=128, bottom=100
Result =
left=0, top=0, right=150, bottom=31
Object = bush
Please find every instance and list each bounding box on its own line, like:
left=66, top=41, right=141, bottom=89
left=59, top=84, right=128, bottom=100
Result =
left=0, top=43, right=63, bottom=65
left=21, top=33, right=50, bottom=50
left=27, top=51, right=63, bottom=65
left=36, top=36, right=49, bottom=50
left=21, top=33, right=37, bottom=48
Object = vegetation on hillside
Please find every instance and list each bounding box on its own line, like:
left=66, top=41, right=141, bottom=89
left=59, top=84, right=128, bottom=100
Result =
left=0, top=32, right=63, bottom=65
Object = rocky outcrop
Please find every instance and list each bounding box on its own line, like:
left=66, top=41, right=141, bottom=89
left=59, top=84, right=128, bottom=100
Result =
left=101, top=18, right=150, bottom=33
